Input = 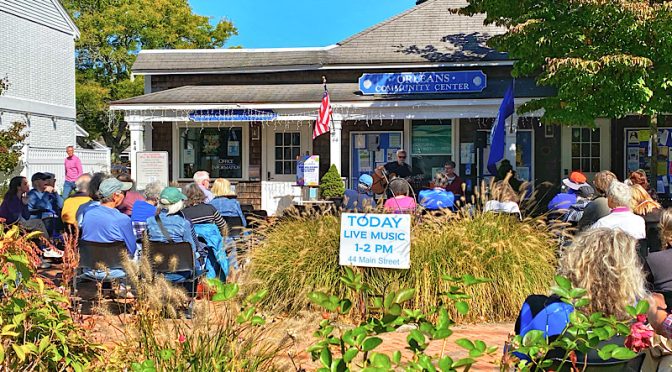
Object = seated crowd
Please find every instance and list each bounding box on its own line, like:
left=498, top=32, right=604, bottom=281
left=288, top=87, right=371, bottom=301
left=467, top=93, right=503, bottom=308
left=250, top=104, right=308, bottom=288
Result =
left=0, top=169, right=249, bottom=293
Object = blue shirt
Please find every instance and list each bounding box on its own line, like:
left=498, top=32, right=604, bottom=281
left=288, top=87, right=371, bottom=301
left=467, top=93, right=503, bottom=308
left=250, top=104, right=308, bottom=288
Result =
left=27, top=189, right=63, bottom=219
left=548, top=191, right=577, bottom=211
left=209, top=196, right=247, bottom=226
left=419, top=189, right=455, bottom=210
left=344, top=189, right=374, bottom=212
left=81, top=205, right=137, bottom=256
left=145, top=211, right=200, bottom=255
left=76, top=200, right=100, bottom=227
left=131, top=200, right=157, bottom=223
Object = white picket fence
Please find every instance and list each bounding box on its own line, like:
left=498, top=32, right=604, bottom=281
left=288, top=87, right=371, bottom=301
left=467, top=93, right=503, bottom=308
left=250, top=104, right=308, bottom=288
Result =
left=24, top=147, right=111, bottom=191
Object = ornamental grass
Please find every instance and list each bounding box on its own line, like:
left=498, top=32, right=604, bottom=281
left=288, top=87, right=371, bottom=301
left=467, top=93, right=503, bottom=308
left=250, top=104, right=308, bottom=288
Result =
left=244, top=207, right=559, bottom=322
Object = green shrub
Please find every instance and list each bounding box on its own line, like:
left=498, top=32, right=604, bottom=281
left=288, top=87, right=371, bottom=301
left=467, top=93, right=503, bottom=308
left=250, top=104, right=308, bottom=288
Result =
left=246, top=211, right=557, bottom=322
left=320, top=164, right=345, bottom=199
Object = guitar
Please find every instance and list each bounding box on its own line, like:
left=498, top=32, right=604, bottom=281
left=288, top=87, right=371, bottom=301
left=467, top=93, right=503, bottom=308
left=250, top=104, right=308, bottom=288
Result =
left=371, top=167, right=425, bottom=194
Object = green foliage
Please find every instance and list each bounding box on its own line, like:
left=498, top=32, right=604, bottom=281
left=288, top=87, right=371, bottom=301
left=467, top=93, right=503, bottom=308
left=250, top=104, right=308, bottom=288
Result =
left=459, top=0, right=672, bottom=125
left=505, top=275, right=646, bottom=371
left=320, top=164, right=346, bottom=199
left=307, top=267, right=497, bottom=371
left=0, top=226, right=103, bottom=370
left=0, top=75, right=8, bottom=96
left=0, top=121, right=27, bottom=177
left=61, top=0, right=237, bottom=159
left=247, top=210, right=557, bottom=321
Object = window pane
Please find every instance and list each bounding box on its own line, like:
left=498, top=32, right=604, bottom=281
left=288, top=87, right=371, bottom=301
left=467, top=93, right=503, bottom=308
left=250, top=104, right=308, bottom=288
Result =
left=572, top=128, right=581, bottom=141
left=275, top=133, right=282, bottom=145
left=581, top=128, right=590, bottom=142
left=284, top=161, right=293, bottom=174
left=591, top=129, right=600, bottom=142
left=292, top=133, right=300, bottom=146
left=290, top=161, right=297, bottom=174
left=572, top=144, right=580, bottom=157
left=412, top=124, right=451, bottom=155
left=580, top=143, right=589, bottom=157
left=275, top=161, right=283, bottom=174
left=591, top=158, right=600, bottom=172
left=275, top=147, right=282, bottom=159
left=283, top=133, right=291, bottom=145
left=572, top=159, right=580, bottom=170
left=291, top=147, right=300, bottom=158
left=581, top=159, right=590, bottom=171
left=591, top=143, right=600, bottom=157
left=284, top=147, right=292, bottom=160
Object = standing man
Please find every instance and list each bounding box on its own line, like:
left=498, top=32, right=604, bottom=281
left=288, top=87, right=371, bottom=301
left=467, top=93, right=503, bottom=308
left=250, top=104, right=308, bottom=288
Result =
left=442, top=161, right=466, bottom=196
left=63, top=146, right=83, bottom=198
left=193, top=170, right=214, bottom=203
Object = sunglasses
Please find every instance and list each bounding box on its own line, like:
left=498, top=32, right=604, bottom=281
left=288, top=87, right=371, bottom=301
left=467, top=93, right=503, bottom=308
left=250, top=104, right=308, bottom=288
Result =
left=398, top=156, right=407, bottom=159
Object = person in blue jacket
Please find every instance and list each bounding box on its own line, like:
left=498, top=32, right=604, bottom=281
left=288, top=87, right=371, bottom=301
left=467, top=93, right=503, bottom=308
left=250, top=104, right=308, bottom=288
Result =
left=419, top=173, right=455, bottom=211
left=344, top=174, right=375, bottom=212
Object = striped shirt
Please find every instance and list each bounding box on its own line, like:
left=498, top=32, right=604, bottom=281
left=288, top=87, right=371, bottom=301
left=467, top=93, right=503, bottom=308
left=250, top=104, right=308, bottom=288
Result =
left=181, top=203, right=227, bottom=232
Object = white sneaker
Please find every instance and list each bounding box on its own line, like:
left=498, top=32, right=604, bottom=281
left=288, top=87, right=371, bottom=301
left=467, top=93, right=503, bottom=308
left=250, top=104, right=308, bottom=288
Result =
left=43, top=249, right=63, bottom=259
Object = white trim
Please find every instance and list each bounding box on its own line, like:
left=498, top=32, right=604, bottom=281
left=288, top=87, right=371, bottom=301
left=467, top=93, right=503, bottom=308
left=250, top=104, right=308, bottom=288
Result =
left=133, top=60, right=515, bottom=76
left=0, top=96, right=75, bottom=119
left=174, top=121, right=250, bottom=181
left=0, top=2, right=80, bottom=38
left=139, top=46, right=337, bottom=54
left=75, top=124, right=89, bottom=137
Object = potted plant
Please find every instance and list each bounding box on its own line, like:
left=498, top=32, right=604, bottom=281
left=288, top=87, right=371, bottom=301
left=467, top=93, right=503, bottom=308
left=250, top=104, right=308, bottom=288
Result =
left=319, top=164, right=345, bottom=207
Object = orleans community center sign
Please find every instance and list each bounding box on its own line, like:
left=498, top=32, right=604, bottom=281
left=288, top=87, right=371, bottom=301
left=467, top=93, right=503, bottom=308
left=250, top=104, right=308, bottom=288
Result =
left=358, top=71, right=487, bottom=95
left=339, top=213, right=411, bottom=269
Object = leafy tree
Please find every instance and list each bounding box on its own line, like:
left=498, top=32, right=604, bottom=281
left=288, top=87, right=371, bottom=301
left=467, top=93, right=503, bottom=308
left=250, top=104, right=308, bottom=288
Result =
left=460, top=0, right=672, bottom=180
left=61, top=0, right=237, bottom=159
left=320, top=164, right=346, bottom=199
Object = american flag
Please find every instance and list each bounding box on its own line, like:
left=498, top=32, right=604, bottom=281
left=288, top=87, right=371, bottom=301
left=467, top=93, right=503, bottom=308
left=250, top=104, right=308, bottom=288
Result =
left=313, top=90, right=332, bottom=139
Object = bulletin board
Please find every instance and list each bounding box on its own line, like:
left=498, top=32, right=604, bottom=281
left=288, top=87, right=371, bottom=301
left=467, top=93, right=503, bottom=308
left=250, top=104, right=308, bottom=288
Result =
left=624, top=128, right=672, bottom=195
left=350, top=131, right=403, bottom=189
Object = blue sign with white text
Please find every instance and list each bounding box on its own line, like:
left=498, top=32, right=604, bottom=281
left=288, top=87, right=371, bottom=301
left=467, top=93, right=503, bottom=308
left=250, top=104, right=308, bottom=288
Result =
left=358, top=71, right=487, bottom=95
left=189, top=109, right=277, bottom=122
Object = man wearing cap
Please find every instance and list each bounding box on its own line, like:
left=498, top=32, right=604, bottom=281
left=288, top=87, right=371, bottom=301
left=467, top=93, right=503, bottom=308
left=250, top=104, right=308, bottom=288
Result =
left=419, top=173, right=456, bottom=210
left=81, top=178, right=137, bottom=257
left=27, top=172, right=64, bottom=221
left=548, top=171, right=588, bottom=212
left=344, top=174, right=375, bottom=212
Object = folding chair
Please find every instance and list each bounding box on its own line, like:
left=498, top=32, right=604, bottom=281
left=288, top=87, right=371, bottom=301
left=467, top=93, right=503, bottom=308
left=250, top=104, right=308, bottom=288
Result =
left=223, top=216, right=245, bottom=238
left=146, top=241, right=200, bottom=297
left=240, top=204, right=254, bottom=213
left=74, top=240, right=129, bottom=311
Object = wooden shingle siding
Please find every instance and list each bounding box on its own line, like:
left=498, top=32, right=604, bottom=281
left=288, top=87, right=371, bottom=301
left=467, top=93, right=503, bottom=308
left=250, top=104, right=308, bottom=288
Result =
left=0, top=0, right=78, bottom=36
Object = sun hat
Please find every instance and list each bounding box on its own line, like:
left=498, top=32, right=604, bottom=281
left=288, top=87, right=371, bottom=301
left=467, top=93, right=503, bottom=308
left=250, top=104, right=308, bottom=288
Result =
left=562, top=171, right=588, bottom=190
left=159, top=187, right=187, bottom=205
left=358, top=174, right=373, bottom=188
left=99, top=178, right=132, bottom=198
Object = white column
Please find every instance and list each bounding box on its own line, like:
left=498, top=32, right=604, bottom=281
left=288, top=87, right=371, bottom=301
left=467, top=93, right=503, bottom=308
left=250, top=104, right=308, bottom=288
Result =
left=330, top=117, right=343, bottom=175
left=504, top=115, right=517, bottom=166
left=143, top=122, right=153, bottom=151
left=128, top=121, right=145, bottom=182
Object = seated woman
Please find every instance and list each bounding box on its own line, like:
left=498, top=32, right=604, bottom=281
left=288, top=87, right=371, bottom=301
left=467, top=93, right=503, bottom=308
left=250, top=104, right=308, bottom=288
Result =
left=383, top=179, right=416, bottom=214
left=209, top=178, right=247, bottom=228
left=645, top=209, right=672, bottom=303
left=130, top=181, right=164, bottom=239
left=516, top=228, right=648, bottom=366
left=418, top=173, right=455, bottom=211
left=182, top=183, right=231, bottom=278
left=484, top=181, right=522, bottom=219
left=632, top=184, right=663, bottom=256
left=145, top=187, right=205, bottom=282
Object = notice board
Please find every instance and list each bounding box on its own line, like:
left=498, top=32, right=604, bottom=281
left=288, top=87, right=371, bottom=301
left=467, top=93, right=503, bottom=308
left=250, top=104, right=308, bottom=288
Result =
left=136, top=151, right=169, bottom=191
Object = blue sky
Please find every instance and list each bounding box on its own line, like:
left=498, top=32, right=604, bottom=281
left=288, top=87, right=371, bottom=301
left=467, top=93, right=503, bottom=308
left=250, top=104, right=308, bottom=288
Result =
left=188, top=1, right=416, bottom=48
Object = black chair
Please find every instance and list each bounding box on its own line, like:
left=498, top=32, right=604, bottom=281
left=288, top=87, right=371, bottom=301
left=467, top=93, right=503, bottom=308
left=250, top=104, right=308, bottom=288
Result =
left=244, top=210, right=268, bottom=229
left=146, top=241, right=200, bottom=297
left=74, top=241, right=129, bottom=308
left=223, top=216, right=245, bottom=237
left=240, top=204, right=254, bottom=213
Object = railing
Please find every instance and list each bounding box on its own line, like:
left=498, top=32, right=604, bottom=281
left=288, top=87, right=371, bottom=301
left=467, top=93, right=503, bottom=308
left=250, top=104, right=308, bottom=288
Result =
left=25, top=147, right=111, bottom=191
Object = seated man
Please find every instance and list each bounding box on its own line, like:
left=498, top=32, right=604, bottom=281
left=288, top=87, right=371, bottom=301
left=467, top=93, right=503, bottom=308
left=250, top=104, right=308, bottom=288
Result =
left=442, top=161, right=465, bottom=197
left=76, top=172, right=109, bottom=228
left=27, top=172, right=65, bottom=237
left=419, top=173, right=455, bottom=211
left=130, top=181, right=163, bottom=238
left=344, top=174, right=375, bottom=212
left=61, top=174, right=92, bottom=228
left=80, top=178, right=137, bottom=285
left=146, top=187, right=207, bottom=282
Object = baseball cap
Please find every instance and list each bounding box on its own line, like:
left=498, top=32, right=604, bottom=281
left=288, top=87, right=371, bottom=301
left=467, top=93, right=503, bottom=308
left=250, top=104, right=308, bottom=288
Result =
left=43, top=172, right=56, bottom=180
left=31, top=172, right=47, bottom=182
left=159, top=187, right=187, bottom=204
left=358, top=174, right=373, bottom=188
left=562, top=171, right=588, bottom=190
left=99, top=178, right=132, bottom=198
left=576, top=184, right=595, bottom=198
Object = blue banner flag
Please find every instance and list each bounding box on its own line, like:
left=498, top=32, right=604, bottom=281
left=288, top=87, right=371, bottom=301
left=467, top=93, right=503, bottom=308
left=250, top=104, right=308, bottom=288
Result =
left=487, top=84, right=515, bottom=175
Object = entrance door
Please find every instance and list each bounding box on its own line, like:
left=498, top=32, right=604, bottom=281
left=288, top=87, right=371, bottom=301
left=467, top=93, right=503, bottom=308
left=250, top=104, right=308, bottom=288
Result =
left=478, top=129, right=534, bottom=185
left=560, top=119, right=611, bottom=181
left=350, top=131, right=403, bottom=189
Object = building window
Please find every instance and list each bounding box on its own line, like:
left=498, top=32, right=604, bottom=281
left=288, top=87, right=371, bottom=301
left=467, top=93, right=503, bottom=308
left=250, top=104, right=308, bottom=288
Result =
left=179, top=127, right=243, bottom=179
left=571, top=128, right=600, bottom=172
left=274, top=132, right=301, bottom=175
left=411, top=120, right=452, bottom=180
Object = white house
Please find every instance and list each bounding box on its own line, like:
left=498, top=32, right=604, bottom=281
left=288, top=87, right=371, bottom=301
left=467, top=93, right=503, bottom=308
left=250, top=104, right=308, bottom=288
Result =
left=0, top=0, right=110, bottom=190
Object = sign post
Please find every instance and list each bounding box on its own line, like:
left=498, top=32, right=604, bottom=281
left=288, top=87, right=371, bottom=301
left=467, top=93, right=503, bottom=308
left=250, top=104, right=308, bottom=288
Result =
left=339, top=213, right=411, bottom=269
left=135, top=151, right=169, bottom=190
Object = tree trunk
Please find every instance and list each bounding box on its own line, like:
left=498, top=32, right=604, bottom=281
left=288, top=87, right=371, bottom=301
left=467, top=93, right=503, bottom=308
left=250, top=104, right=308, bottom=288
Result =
left=650, top=114, right=659, bottom=191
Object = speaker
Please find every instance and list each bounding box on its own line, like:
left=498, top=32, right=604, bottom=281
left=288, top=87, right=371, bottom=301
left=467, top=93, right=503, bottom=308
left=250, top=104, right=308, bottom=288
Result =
left=475, top=131, right=487, bottom=148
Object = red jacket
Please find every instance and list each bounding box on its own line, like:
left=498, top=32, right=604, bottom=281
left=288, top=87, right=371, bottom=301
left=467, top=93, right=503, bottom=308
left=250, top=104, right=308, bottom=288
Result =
left=444, top=175, right=465, bottom=196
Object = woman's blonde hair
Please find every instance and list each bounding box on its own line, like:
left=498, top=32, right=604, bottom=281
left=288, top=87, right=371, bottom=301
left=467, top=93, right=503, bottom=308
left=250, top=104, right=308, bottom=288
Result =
left=211, top=178, right=235, bottom=197
left=631, top=184, right=660, bottom=216
left=557, top=228, right=647, bottom=319
left=659, top=209, right=672, bottom=250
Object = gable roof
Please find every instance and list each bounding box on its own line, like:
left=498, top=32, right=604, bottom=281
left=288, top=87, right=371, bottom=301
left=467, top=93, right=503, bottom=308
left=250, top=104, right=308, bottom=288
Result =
left=131, top=0, right=507, bottom=74
left=0, top=0, right=80, bottom=38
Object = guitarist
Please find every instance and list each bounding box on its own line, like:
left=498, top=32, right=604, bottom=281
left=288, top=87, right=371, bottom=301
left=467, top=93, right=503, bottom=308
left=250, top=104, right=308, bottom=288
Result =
left=373, top=149, right=418, bottom=198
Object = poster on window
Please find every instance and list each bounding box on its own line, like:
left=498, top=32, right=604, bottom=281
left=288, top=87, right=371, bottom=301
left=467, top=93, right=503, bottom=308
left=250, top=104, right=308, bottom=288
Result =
left=227, top=141, right=240, bottom=156
left=625, top=128, right=672, bottom=195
